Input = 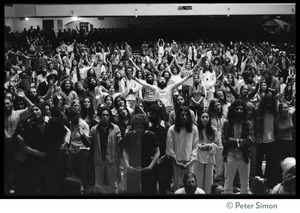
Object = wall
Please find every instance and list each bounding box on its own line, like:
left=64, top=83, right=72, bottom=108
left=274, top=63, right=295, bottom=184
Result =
left=5, top=3, right=296, bottom=17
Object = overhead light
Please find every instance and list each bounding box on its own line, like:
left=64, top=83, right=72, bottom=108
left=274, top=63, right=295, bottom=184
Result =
left=25, top=17, right=29, bottom=21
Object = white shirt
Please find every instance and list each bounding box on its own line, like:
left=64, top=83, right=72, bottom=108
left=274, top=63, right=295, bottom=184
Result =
left=175, top=187, right=205, bottom=194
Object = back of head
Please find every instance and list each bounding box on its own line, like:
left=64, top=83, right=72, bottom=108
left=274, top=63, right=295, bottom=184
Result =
left=60, top=176, right=83, bottom=195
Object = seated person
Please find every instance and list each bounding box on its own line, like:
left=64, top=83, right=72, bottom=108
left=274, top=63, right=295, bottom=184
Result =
left=175, top=172, right=205, bottom=195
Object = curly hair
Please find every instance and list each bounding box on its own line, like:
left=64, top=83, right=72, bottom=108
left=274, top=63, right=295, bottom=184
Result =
left=227, top=99, right=248, bottom=124
left=256, top=93, right=278, bottom=116
left=60, top=78, right=74, bottom=94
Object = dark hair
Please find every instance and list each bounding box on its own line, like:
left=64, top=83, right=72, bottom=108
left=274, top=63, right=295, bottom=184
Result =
left=227, top=99, right=248, bottom=123
left=197, top=110, right=216, bottom=142
left=60, top=78, right=74, bottom=94
left=214, top=89, right=227, bottom=104
left=113, top=95, right=126, bottom=109
left=211, top=183, right=224, bottom=195
left=46, top=117, right=67, bottom=149
left=174, top=106, right=193, bottom=133
left=97, top=106, right=113, bottom=122
left=258, top=81, right=270, bottom=94
left=148, top=104, right=162, bottom=118
left=103, top=95, right=114, bottom=110
left=81, top=96, right=95, bottom=119
left=256, top=93, right=278, bottom=116
left=161, top=70, right=171, bottom=80
left=117, top=105, right=132, bottom=124
left=131, top=113, right=149, bottom=130
left=226, top=73, right=236, bottom=87
left=135, top=69, right=145, bottom=80
left=208, top=98, right=223, bottom=118
left=183, top=172, right=197, bottom=187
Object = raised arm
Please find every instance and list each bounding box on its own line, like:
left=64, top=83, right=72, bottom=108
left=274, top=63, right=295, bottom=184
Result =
left=170, top=71, right=193, bottom=90
left=247, top=82, right=260, bottom=99
left=224, top=79, right=239, bottom=99
left=128, top=56, right=141, bottom=71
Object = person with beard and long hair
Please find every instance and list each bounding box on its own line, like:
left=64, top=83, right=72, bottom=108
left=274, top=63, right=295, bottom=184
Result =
left=133, top=70, right=194, bottom=113
left=254, top=93, right=280, bottom=188
left=194, top=110, right=218, bottom=194
left=169, top=94, right=196, bottom=125
left=141, top=73, right=157, bottom=113
left=148, top=104, right=172, bottom=195
left=166, top=106, right=199, bottom=192
left=122, top=113, right=160, bottom=194
left=59, top=78, right=79, bottom=107
left=222, top=99, right=253, bottom=194
left=174, top=172, right=205, bottom=194
left=84, top=106, right=122, bottom=193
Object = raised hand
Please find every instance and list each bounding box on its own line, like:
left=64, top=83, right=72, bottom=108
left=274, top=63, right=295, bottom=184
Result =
left=15, top=88, right=25, bottom=98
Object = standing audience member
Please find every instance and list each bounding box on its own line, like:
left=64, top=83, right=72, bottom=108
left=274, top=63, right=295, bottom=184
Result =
left=222, top=99, right=253, bottom=194
left=122, top=114, right=160, bottom=194
left=166, top=106, right=199, bottom=191
left=255, top=93, right=281, bottom=188
left=148, top=104, right=172, bottom=195
left=194, top=110, right=218, bottom=193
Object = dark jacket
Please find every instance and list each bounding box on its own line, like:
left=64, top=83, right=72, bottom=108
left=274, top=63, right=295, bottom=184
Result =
left=222, top=120, right=253, bottom=163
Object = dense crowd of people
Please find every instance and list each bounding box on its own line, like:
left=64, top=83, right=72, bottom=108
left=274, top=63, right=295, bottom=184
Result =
left=4, top=25, right=296, bottom=196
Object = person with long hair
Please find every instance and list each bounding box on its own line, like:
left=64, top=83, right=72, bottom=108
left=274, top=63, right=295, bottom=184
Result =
left=103, top=95, right=114, bottom=111
left=169, top=94, right=196, bottom=125
left=255, top=93, right=280, bottom=188
left=60, top=78, right=79, bottom=107
left=222, top=99, right=253, bottom=194
left=74, top=81, right=89, bottom=103
left=220, top=73, right=237, bottom=104
left=274, top=102, right=295, bottom=162
left=194, top=110, right=218, bottom=193
left=189, top=74, right=206, bottom=121
left=22, top=103, right=64, bottom=195
left=111, top=95, right=133, bottom=124
left=65, top=107, right=90, bottom=188
left=200, top=60, right=216, bottom=108
left=122, top=113, right=160, bottom=194
left=148, top=104, right=172, bottom=195
left=166, top=106, right=199, bottom=191
left=207, top=98, right=225, bottom=180
left=174, top=172, right=205, bottom=194
left=81, top=96, right=98, bottom=129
